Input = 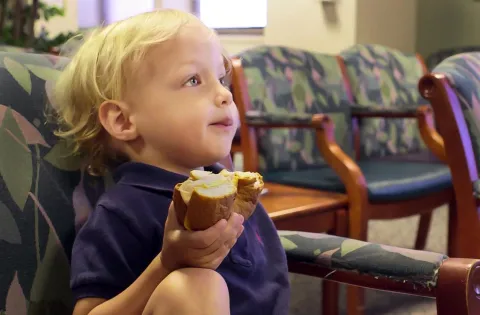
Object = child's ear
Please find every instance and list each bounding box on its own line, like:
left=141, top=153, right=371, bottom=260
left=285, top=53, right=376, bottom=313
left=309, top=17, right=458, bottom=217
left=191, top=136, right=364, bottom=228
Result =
left=98, top=100, right=138, bottom=141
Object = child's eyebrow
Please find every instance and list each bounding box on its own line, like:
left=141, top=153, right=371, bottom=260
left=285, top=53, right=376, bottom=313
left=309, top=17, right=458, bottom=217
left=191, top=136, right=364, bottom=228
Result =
left=177, top=56, right=226, bottom=74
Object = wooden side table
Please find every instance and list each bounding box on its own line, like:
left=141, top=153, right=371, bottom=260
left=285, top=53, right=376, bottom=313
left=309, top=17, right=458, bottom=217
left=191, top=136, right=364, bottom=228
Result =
left=261, top=182, right=348, bottom=235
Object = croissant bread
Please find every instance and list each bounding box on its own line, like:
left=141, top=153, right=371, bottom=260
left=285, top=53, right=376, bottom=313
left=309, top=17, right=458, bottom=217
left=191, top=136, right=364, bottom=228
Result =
left=173, top=169, right=264, bottom=231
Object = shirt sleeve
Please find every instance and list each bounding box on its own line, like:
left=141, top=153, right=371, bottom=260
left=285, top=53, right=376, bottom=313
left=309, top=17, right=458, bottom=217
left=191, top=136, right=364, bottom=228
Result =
left=70, top=203, right=160, bottom=302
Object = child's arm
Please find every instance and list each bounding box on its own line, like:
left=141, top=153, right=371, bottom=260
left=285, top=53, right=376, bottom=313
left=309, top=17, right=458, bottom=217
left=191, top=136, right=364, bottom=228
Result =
left=71, top=202, right=243, bottom=315
left=73, top=255, right=170, bottom=315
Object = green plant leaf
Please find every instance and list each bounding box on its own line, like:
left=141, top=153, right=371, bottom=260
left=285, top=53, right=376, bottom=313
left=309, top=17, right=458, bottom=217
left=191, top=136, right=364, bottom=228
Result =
left=280, top=236, right=298, bottom=251
left=0, top=201, right=21, bottom=244
left=25, top=64, right=61, bottom=81
left=4, top=57, right=31, bottom=94
left=44, top=139, right=82, bottom=171
left=30, top=229, right=72, bottom=307
left=0, top=108, right=33, bottom=210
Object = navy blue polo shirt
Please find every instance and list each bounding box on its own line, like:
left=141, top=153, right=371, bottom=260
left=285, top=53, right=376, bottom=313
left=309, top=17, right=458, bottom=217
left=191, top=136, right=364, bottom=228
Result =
left=70, top=162, right=290, bottom=315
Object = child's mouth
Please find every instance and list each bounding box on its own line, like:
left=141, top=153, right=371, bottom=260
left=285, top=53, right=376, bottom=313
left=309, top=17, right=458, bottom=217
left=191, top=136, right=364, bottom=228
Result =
left=210, top=118, right=234, bottom=129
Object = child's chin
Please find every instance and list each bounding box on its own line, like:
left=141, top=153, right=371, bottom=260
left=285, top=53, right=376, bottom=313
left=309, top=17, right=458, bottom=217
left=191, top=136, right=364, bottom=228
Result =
left=209, top=149, right=233, bottom=165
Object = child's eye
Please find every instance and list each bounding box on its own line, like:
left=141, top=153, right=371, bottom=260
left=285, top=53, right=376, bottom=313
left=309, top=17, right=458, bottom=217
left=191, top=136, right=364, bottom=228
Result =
left=219, top=76, right=230, bottom=87
left=185, top=75, right=201, bottom=87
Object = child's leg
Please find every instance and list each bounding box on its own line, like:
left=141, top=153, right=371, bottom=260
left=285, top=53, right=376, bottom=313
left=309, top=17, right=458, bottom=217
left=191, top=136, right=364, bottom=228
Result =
left=143, top=268, right=230, bottom=315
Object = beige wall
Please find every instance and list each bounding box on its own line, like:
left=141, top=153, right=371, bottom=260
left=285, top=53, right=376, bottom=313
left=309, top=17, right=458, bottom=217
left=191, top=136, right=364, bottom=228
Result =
left=219, top=36, right=264, bottom=55
left=156, top=0, right=191, bottom=12
left=416, top=0, right=480, bottom=58
left=40, top=0, right=480, bottom=59
left=356, top=0, right=417, bottom=53
left=160, top=0, right=360, bottom=56
left=264, top=0, right=358, bottom=54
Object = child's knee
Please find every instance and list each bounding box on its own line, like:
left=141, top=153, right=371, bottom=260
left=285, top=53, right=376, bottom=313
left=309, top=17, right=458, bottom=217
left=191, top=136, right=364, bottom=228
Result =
left=143, top=268, right=230, bottom=315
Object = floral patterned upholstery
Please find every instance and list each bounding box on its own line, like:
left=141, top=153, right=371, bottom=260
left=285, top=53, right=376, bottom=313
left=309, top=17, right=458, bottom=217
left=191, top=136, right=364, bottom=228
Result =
left=238, top=45, right=354, bottom=173
left=0, top=51, right=450, bottom=314
left=433, top=53, right=480, bottom=197
left=340, top=44, right=428, bottom=158
left=0, top=45, right=36, bottom=53
left=238, top=46, right=451, bottom=201
left=0, top=52, right=108, bottom=314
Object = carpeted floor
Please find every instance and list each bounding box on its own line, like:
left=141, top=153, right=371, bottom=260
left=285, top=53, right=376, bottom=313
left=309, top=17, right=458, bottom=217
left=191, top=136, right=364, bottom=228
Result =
left=288, top=205, right=447, bottom=315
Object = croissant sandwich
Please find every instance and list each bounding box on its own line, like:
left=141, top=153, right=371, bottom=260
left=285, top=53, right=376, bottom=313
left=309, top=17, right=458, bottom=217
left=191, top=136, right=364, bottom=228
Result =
left=173, top=169, right=264, bottom=231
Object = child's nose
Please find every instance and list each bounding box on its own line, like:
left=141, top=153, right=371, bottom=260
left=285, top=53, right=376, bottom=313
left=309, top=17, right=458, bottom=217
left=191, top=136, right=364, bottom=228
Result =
left=215, top=86, right=233, bottom=107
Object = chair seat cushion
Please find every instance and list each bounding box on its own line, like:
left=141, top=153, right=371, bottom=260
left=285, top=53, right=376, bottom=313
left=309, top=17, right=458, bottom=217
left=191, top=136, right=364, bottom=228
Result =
left=264, top=161, right=452, bottom=202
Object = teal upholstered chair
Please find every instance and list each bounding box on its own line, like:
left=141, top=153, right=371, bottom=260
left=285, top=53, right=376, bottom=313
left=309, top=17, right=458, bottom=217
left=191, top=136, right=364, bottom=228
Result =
left=339, top=44, right=430, bottom=160
left=419, top=52, right=480, bottom=259
left=0, top=51, right=474, bottom=315
left=233, top=45, right=451, bottom=244
left=232, top=45, right=454, bottom=314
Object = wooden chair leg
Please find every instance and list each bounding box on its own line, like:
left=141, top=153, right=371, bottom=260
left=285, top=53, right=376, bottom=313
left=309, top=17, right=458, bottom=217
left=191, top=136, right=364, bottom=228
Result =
left=320, top=209, right=347, bottom=315
left=415, top=212, right=433, bottom=250
left=347, top=204, right=368, bottom=315
left=347, top=286, right=365, bottom=315
left=322, top=280, right=339, bottom=315
left=447, top=199, right=458, bottom=257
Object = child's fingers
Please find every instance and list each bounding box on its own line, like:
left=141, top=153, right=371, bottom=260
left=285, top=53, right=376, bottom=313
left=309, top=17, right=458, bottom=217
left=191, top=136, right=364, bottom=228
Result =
left=165, top=202, right=184, bottom=228
left=223, top=224, right=244, bottom=250
left=184, top=218, right=228, bottom=249
left=235, top=225, right=244, bottom=239
left=184, top=213, right=244, bottom=259
left=195, top=240, right=232, bottom=269
left=224, top=213, right=244, bottom=241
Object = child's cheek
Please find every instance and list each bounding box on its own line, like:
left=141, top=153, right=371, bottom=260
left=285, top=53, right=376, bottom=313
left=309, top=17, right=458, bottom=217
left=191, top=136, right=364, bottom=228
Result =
left=232, top=106, right=240, bottom=129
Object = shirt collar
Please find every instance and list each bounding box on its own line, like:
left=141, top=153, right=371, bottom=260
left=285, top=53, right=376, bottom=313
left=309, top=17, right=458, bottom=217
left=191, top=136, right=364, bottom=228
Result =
left=113, top=162, right=225, bottom=193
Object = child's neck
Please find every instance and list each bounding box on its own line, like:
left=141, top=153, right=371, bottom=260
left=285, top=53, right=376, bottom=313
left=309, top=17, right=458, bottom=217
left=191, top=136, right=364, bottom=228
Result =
left=147, top=160, right=204, bottom=177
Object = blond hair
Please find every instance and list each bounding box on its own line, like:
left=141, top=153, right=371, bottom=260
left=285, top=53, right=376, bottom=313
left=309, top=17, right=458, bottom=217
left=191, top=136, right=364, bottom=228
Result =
left=53, top=9, right=211, bottom=175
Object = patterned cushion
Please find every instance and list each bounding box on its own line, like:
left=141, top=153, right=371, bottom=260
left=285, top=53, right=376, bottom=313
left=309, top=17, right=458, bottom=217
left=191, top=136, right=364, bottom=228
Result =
left=237, top=45, right=354, bottom=173
left=426, top=46, right=480, bottom=70
left=279, top=231, right=447, bottom=287
left=433, top=53, right=480, bottom=180
left=0, top=45, right=36, bottom=53
left=264, top=161, right=452, bottom=202
left=0, top=52, right=108, bottom=314
left=340, top=44, right=427, bottom=158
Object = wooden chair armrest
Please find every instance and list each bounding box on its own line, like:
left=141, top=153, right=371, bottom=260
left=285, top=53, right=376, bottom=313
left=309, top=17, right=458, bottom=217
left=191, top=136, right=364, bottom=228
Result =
left=312, top=115, right=369, bottom=239
left=350, top=104, right=447, bottom=163
left=416, top=105, right=447, bottom=163
left=245, top=112, right=368, bottom=206
left=351, top=105, right=419, bottom=118
left=244, top=111, right=369, bottom=238
left=288, top=258, right=480, bottom=315
left=245, top=111, right=318, bottom=128
left=280, top=230, right=480, bottom=315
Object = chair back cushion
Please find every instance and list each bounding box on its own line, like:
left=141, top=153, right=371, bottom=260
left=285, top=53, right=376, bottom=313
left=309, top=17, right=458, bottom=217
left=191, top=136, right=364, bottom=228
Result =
left=237, top=45, right=354, bottom=173
left=433, top=53, right=480, bottom=177
left=340, top=44, right=427, bottom=158
left=0, top=52, right=107, bottom=314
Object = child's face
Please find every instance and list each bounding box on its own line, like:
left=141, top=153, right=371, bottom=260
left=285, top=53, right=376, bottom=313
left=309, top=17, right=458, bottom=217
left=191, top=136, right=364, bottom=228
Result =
left=128, top=23, right=238, bottom=171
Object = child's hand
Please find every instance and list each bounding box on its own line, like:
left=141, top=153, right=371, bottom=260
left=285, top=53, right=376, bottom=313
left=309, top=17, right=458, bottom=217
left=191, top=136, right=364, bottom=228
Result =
left=160, top=202, right=245, bottom=271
